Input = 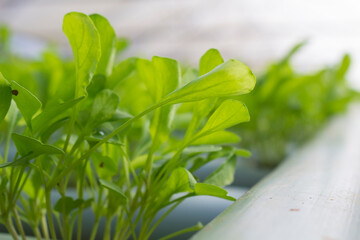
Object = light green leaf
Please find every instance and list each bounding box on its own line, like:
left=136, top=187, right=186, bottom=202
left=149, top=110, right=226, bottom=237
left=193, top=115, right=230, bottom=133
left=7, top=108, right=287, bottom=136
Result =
left=163, top=59, right=256, bottom=104
left=99, top=179, right=127, bottom=202
left=91, top=152, right=117, bottom=179
left=11, top=133, right=64, bottom=157
left=144, top=57, right=180, bottom=150
left=199, top=48, right=224, bottom=76
left=32, top=96, right=84, bottom=134
left=106, top=58, right=135, bottom=89
left=63, top=12, right=101, bottom=96
left=0, top=72, right=12, bottom=122
left=196, top=99, right=249, bottom=137
left=168, top=167, right=196, bottom=193
left=11, top=81, right=42, bottom=129
left=90, top=14, right=116, bottom=76
left=88, top=89, right=119, bottom=127
left=158, top=167, right=197, bottom=203
left=191, top=131, right=241, bottom=145
left=194, top=183, right=236, bottom=201
left=204, top=154, right=237, bottom=187
left=235, top=149, right=251, bottom=157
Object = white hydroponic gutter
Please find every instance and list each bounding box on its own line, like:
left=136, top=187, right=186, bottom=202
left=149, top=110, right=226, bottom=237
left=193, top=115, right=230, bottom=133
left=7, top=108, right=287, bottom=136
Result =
left=192, top=105, right=360, bottom=240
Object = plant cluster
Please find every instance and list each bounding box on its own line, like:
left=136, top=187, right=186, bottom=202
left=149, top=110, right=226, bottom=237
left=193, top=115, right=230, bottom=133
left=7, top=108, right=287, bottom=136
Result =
left=0, top=12, right=255, bottom=240
left=235, top=42, right=359, bottom=167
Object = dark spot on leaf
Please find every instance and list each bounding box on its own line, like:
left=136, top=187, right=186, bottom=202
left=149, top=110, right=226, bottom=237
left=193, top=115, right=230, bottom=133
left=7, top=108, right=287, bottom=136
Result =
left=99, top=162, right=104, bottom=168
left=12, top=90, right=18, bottom=96
left=290, top=209, right=300, bottom=212
left=57, top=182, right=60, bottom=187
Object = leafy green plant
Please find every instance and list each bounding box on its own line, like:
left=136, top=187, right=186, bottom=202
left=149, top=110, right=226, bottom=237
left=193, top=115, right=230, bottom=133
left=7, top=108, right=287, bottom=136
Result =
left=0, top=12, right=255, bottom=240
left=234, top=42, right=359, bottom=167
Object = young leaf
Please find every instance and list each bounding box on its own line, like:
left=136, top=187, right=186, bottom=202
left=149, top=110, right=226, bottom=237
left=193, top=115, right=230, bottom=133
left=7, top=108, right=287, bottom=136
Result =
left=162, top=59, right=256, bottom=104
left=138, top=57, right=180, bottom=151
left=204, top=154, right=237, bottom=187
left=63, top=12, right=101, bottom=96
left=199, top=48, right=224, bottom=76
left=32, top=96, right=84, bottom=134
left=235, top=149, right=251, bottom=157
left=91, top=152, right=118, bottom=179
left=191, top=131, right=240, bottom=145
left=88, top=89, right=120, bottom=128
left=0, top=72, right=12, bottom=122
left=106, top=58, right=135, bottom=89
left=99, top=179, right=127, bottom=202
left=194, top=183, right=236, bottom=201
left=196, top=99, right=249, bottom=137
left=11, top=133, right=64, bottom=157
left=90, top=14, right=116, bottom=76
left=157, top=167, right=196, bottom=204
left=192, top=48, right=225, bottom=119
left=11, top=81, right=42, bottom=129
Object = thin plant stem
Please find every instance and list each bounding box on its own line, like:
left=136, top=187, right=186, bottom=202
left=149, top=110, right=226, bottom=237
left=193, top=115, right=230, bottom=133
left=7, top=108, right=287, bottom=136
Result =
left=4, top=214, right=19, bottom=240
left=33, top=226, right=43, bottom=240
left=41, top=214, right=50, bottom=240
left=13, top=208, right=26, bottom=240
left=45, top=191, right=57, bottom=240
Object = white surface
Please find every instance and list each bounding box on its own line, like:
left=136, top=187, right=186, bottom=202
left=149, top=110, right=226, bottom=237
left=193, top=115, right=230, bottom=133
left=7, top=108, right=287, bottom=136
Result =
left=192, top=104, right=360, bottom=240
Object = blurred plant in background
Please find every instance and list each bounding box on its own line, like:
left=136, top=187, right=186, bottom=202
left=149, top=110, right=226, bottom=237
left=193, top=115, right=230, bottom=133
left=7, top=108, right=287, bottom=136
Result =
left=234, top=42, right=360, bottom=167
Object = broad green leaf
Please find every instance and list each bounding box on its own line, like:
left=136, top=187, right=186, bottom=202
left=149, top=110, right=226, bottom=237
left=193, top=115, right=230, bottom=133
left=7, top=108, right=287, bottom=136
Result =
left=199, top=48, right=224, bottom=76
left=158, top=167, right=196, bottom=204
left=143, top=57, right=180, bottom=151
left=91, top=152, right=118, bottom=179
left=194, top=183, right=236, bottom=201
left=11, top=133, right=64, bottom=157
left=11, top=81, right=42, bottom=129
left=196, top=99, right=249, bottom=137
left=87, top=74, right=106, bottom=97
left=99, top=179, right=127, bottom=202
left=136, top=59, right=156, bottom=101
left=163, top=59, right=256, bottom=104
left=152, top=56, right=180, bottom=100
left=88, top=89, right=119, bottom=128
left=90, top=14, right=116, bottom=76
left=63, top=12, right=101, bottom=96
left=191, top=131, right=240, bottom=145
left=54, top=196, right=90, bottom=215
left=0, top=72, right=12, bottom=122
left=106, top=58, right=135, bottom=89
left=193, top=49, right=225, bottom=118
left=204, top=154, right=237, bottom=187
left=166, top=167, right=196, bottom=193
left=183, top=145, right=222, bottom=155
left=32, top=96, right=84, bottom=134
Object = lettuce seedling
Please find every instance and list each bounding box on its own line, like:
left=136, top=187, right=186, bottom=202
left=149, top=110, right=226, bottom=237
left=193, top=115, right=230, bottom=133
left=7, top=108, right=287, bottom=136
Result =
left=0, top=12, right=255, bottom=240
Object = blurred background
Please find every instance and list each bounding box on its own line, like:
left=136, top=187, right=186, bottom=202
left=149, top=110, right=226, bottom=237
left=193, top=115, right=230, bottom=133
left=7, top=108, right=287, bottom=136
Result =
left=1, top=0, right=360, bottom=85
